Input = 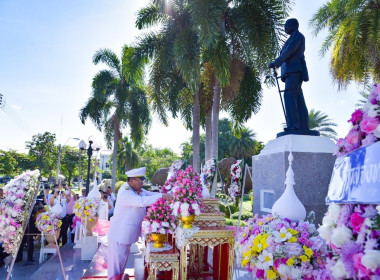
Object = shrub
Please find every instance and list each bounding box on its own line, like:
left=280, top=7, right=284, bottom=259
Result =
left=230, top=210, right=253, bottom=220
left=115, top=181, right=126, bottom=194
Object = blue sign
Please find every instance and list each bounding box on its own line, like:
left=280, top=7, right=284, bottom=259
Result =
left=327, top=142, right=380, bottom=204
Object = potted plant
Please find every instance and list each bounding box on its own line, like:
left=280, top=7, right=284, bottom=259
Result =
left=36, top=211, right=62, bottom=247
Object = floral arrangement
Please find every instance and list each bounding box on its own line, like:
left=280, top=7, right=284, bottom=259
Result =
left=335, top=84, right=380, bottom=157
left=171, top=165, right=203, bottom=217
left=0, top=170, right=40, bottom=255
left=200, top=158, right=216, bottom=191
left=35, top=211, right=62, bottom=234
left=142, top=198, right=176, bottom=235
left=318, top=203, right=380, bottom=279
left=162, top=159, right=184, bottom=193
left=236, top=214, right=329, bottom=280
left=228, top=160, right=243, bottom=203
left=73, top=197, right=100, bottom=222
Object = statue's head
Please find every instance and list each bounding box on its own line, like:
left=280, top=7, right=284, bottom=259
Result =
left=284, top=18, right=299, bottom=35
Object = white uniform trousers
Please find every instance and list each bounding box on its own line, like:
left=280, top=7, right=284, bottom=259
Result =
left=107, top=239, right=131, bottom=280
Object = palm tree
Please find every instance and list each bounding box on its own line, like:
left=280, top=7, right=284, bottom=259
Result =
left=229, top=127, right=256, bottom=160
left=134, top=1, right=202, bottom=172
left=282, top=109, right=338, bottom=140
left=310, top=0, right=380, bottom=87
left=117, top=136, right=140, bottom=173
left=80, top=46, right=151, bottom=191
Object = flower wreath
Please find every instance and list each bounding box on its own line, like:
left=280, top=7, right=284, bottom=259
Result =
left=228, top=160, right=243, bottom=203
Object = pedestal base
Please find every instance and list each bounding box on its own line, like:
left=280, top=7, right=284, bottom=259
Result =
left=81, top=236, right=98, bottom=260
left=252, top=135, right=336, bottom=224
left=277, top=129, right=320, bottom=138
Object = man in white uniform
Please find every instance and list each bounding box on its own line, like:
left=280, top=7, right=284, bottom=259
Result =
left=107, top=167, right=171, bottom=280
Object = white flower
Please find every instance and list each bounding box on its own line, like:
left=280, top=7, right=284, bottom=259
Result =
left=367, top=104, right=379, bottom=118
left=327, top=203, right=342, bottom=222
left=290, top=267, right=302, bottom=279
left=257, top=250, right=273, bottom=270
left=322, top=214, right=336, bottom=227
left=317, top=225, right=333, bottom=243
left=374, top=124, right=380, bottom=138
left=331, top=260, right=348, bottom=280
left=151, top=221, right=160, bottom=233
left=277, top=264, right=290, bottom=276
left=159, top=228, right=166, bottom=234
left=161, top=221, right=169, bottom=228
left=331, top=225, right=352, bottom=248
left=376, top=205, right=380, bottom=216
left=361, top=249, right=380, bottom=272
left=274, top=227, right=292, bottom=242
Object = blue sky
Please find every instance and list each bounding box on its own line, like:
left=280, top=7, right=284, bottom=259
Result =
left=0, top=0, right=363, bottom=155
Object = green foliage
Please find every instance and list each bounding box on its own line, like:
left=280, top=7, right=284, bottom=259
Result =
left=25, top=132, right=58, bottom=177
left=138, top=144, right=179, bottom=180
left=102, top=170, right=112, bottom=179
left=225, top=218, right=246, bottom=227
left=117, top=174, right=127, bottom=181
left=0, top=150, right=17, bottom=176
left=310, top=0, right=380, bottom=87
left=230, top=210, right=253, bottom=220
left=117, top=136, right=140, bottom=174
left=60, top=147, right=83, bottom=185
left=115, top=180, right=126, bottom=195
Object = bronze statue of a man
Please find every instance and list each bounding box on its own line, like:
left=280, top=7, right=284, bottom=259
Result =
left=269, top=18, right=310, bottom=133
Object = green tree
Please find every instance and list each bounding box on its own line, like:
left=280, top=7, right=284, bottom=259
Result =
left=60, top=147, right=82, bottom=185
left=80, top=46, right=151, bottom=191
left=310, top=0, right=380, bottom=87
left=25, top=132, right=58, bottom=178
left=117, top=136, right=140, bottom=174
left=0, top=150, right=17, bottom=176
left=8, top=150, right=36, bottom=174
left=229, top=127, right=256, bottom=160
left=138, top=145, right=179, bottom=180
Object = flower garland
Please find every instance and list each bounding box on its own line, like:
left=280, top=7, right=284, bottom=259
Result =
left=35, top=211, right=62, bottom=234
left=142, top=198, right=176, bottom=235
left=228, top=160, right=243, bottom=203
left=200, top=158, right=216, bottom=191
left=236, top=214, right=329, bottom=280
left=73, top=197, right=100, bottom=222
left=162, top=159, right=184, bottom=193
left=318, top=203, right=380, bottom=279
left=0, top=170, right=40, bottom=255
left=171, top=165, right=203, bottom=217
left=335, top=84, right=380, bottom=157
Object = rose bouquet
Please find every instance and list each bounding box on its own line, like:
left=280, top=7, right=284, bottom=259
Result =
left=335, top=84, right=380, bottom=157
left=142, top=198, right=176, bottom=235
left=318, top=203, right=380, bottom=279
left=171, top=165, right=203, bottom=217
left=236, top=214, right=329, bottom=280
left=200, top=158, right=216, bottom=191
left=163, top=159, right=184, bottom=193
left=0, top=170, right=40, bottom=255
left=35, top=211, right=62, bottom=234
left=73, top=197, right=100, bottom=222
left=228, top=160, right=242, bottom=203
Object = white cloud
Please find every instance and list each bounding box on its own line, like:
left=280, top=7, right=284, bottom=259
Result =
left=11, top=105, right=21, bottom=110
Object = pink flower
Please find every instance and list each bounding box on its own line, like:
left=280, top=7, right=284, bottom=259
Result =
left=346, top=127, right=361, bottom=145
left=360, top=116, right=380, bottom=133
left=350, top=212, right=365, bottom=234
left=353, top=253, right=372, bottom=278
left=348, top=109, right=364, bottom=125
left=362, top=133, right=377, bottom=146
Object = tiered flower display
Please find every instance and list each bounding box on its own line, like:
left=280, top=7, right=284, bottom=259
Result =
left=142, top=198, right=176, bottom=235
left=318, top=203, right=380, bottom=279
left=171, top=165, right=203, bottom=217
left=335, top=84, right=380, bottom=157
left=162, top=159, right=184, bottom=193
left=35, top=211, right=62, bottom=234
left=228, top=160, right=242, bottom=203
left=236, top=214, right=329, bottom=280
left=0, top=170, right=40, bottom=255
left=73, top=197, right=100, bottom=222
left=200, top=158, right=216, bottom=190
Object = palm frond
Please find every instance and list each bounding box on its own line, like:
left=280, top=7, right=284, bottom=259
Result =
left=93, top=49, right=121, bottom=77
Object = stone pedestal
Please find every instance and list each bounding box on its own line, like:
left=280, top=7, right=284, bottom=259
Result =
left=81, top=236, right=98, bottom=260
left=252, top=135, right=336, bottom=224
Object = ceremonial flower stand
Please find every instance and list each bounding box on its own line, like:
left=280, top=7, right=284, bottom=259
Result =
left=146, top=244, right=180, bottom=280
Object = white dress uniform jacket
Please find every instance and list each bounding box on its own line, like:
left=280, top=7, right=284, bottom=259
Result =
left=108, top=182, right=162, bottom=244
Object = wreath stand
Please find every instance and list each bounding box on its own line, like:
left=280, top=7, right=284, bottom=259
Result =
left=5, top=183, right=67, bottom=280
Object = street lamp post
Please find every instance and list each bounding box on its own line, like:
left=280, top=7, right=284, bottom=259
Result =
left=78, top=140, right=87, bottom=190
left=56, top=137, right=80, bottom=183
left=80, top=136, right=101, bottom=195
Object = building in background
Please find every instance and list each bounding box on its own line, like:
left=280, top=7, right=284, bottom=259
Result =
left=99, top=150, right=112, bottom=181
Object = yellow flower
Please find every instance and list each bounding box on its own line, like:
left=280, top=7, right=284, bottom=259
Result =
left=258, top=221, right=264, bottom=225
left=241, top=258, right=249, bottom=267
left=303, top=245, right=313, bottom=258
left=286, top=257, right=295, bottom=266
left=243, top=250, right=251, bottom=258
left=287, top=228, right=298, bottom=235
left=288, top=236, right=297, bottom=243
left=266, top=269, right=277, bottom=280
left=299, top=255, right=308, bottom=262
